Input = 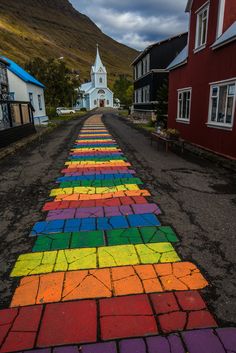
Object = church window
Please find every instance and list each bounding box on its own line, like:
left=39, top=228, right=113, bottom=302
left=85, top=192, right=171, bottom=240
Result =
left=99, top=77, right=103, bottom=83
left=107, top=100, right=109, bottom=105
left=98, top=89, right=105, bottom=94
left=94, top=100, right=97, bottom=105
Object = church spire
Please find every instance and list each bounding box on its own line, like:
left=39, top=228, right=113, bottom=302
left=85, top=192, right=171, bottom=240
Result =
left=93, top=44, right=106, bottom=73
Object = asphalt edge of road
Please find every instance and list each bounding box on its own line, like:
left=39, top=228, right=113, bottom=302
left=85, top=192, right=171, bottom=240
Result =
left=0, top=113, right=92, bottom=309
left=103, top=113, right=236, bottom=328
left=0, top=115, right=89, bottom=162
left=117, top=115, right=236, bottom=173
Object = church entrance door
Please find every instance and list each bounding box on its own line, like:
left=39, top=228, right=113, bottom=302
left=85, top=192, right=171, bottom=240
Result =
left=99, top=100, right=105, bottom=107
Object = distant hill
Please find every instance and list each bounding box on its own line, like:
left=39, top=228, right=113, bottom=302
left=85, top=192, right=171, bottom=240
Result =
left=0, top=0, right=138, bottom=85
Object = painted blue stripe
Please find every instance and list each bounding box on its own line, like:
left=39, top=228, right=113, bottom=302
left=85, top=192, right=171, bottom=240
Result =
left=70, top=153, right=123, bottom=157
left=68, top=156, right=126, bottom=161
left=30, top=214, right=161, bottom=236
left=72, top=144, right=118, bottom=148
left=78, top=137, right=112, bottom=140
left=56, top=173, right=135, bottom=182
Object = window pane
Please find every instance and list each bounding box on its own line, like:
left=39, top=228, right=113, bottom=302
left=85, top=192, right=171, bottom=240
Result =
left=228, top=84, right=235, bottom=96
left=226, top=96, right=233, bottom=124
left=211, top=97, right=217, bottom=122
left=212, top=87, right=218, bottom=97
left=182, top=92, right=187, bottom=118
left=186, top=99, right=190, bottom=119
left=217, top=85, right=227, bottom=123
left=202, top=18, right=207, bottom=44
left=198, top=15, right=203, bottom=47
left=178, top=97, right=182, bottom=119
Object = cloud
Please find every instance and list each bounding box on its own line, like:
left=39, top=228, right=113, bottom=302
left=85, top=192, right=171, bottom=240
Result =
left=69, top=0, right=188, bottom=50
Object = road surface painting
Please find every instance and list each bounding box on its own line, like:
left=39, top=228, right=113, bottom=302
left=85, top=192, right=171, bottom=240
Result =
left=1, top=114, right=235, bottom=352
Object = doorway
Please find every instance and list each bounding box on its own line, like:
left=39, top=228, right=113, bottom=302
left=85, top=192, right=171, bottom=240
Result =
left=99, top=99, right=105, bottom=107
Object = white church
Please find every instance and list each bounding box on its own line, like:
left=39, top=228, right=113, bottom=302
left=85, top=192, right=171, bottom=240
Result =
left=76, top=46, right=114, bottom=110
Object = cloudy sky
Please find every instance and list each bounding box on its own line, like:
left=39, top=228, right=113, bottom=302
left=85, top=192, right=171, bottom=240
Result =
left=69, top=0, right=189, bottom=50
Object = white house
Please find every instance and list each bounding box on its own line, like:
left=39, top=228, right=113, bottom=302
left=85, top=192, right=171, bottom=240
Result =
left=2, top=57, right=48, bottom=124
left=76, top=46, right=114, bottom=110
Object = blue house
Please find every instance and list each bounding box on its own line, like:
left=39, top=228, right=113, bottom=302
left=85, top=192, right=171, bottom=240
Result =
left=3, top=57, right=48, bottom=125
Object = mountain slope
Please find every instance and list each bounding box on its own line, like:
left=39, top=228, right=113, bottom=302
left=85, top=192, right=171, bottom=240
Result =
left=0, top=0, right=137, bottom=84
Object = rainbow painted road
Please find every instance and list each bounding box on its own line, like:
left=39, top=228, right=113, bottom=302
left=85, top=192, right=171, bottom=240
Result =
left=1, top=114, right=235, bottom=353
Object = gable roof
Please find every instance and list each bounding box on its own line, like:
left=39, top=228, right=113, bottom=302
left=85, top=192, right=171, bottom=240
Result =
left=1, top=57, right=45, bottom=88
left=186, top=0, right=193, bottom=12
left=167, top=45, right=188, bottom=71
left=0, top=57, right=9, bottom=66
left=212, top=21, right=236, bottom=49
left=80, top=82, right=93, bottom=92
left=131, top=32, right=188, bottom=66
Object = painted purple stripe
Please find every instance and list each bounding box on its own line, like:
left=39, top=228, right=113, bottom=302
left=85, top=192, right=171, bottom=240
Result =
left=64, top=170, right=136, bottom=176
left=19, top=328, right=236, bottom=352
left=46, top=204, right=161, bottom=221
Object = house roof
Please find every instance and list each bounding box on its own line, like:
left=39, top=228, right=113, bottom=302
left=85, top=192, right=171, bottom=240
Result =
left=212, top=21, right=236, bottom=49
left=185, top=0, right=193, bottom=12
left=80, top=82, right=93, bottom=92
left=167, top=45, right=188, bottom=71
left=131, top=32, right=188, bottom=65
left=1, top=56, right=45, bottom=88
left=0, top=57, right=9, bottom=66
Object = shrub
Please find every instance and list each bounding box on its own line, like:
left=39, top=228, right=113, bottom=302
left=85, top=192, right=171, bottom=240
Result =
left=46, top=106, right=56, bottom=119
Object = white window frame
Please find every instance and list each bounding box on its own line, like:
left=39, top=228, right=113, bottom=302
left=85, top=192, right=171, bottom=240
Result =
left=216, top=0, right=225, bottom=38
left=38, top=94, right=42, bottom=111
left=134, top=66, right=137, bottom=80
left=147, top=54, right=150, bottom=72
left=137, top=62, right=142, bottom=79
left=29, top=92, right=34, bottom=106
left=195, top=3, right=209, bottom=52
left=9, top=92, right=15, bottom=101
left=138, top=88, right=142, bottom=103
left=177, top=88, right=192, bottom=123
left=142, top=85, right=150, bottom=103
left=207, top=79, right=236, bottom=129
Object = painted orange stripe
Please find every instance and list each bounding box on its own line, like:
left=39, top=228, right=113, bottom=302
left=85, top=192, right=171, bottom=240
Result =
left=54, top=190, right=151, bottom=201
left=10, top=262, right=208, bottom=307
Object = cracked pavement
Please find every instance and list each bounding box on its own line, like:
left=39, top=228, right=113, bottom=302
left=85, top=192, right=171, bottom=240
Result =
left=103, top=112, right=236, bottom=326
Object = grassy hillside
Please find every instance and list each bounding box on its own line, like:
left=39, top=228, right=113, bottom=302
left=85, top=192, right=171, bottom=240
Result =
left=0, top=0, right=138, bottom=85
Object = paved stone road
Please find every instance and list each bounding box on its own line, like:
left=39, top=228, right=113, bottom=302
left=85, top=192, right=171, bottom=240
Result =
left=0, top=113, right=235, bottom=352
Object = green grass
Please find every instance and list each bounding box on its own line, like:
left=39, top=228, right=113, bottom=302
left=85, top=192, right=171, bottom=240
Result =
left=136, top=124, right=156, bottom=133
left=49, top=112, right=86, bottom=122
left=118, top=110, right=129, bottom=117
left=0, top=0, right=137, bottom=85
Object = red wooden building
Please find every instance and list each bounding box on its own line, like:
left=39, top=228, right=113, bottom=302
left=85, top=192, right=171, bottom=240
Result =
left=167, top=0, right=236, bottom=159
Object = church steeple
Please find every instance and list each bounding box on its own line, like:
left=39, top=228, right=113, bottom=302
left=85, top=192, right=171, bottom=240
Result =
left=93, top=44, right=107, bottom=73
left=92, top=44, right=107, bottom=74
left=91, top=44, right=107, bottom=88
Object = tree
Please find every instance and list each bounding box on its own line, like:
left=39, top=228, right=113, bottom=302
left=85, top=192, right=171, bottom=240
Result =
left=126, top=85, right=134, bottom=106
left=24, top=58, right=80, bottom=107
left=156, top=80, right=169, bottom=128
left=113, top=75, right=133, bottom=108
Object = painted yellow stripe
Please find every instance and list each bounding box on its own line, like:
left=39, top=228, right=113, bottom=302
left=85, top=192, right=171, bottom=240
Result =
left=75, top=140, right=115, bottom=143
left=50, top=184, right=140, bottom=196
left=10, top=243, right=181, bottom=277
left=65, top=160, right=126, bottom=165
left=70, top=148, right=121, bottom=152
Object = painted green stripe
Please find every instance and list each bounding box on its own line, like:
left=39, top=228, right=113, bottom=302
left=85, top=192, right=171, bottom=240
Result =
left=59, top=177, right=143, bottom=188
left=32, top=226, right=179, bottom=252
